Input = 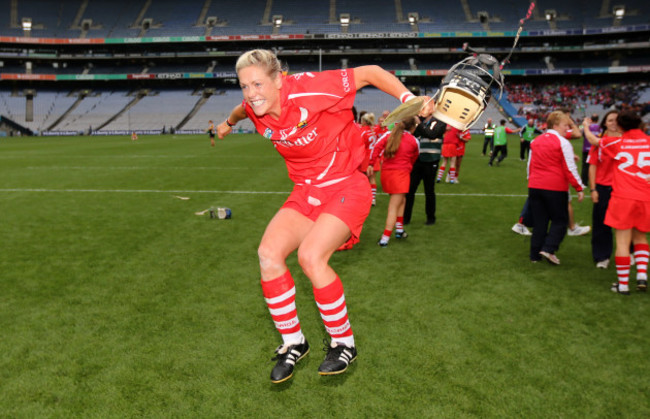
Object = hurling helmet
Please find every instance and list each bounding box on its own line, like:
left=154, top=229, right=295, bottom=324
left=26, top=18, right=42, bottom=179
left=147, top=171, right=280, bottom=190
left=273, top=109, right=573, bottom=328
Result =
left=433, top=54, right=504, bottom=130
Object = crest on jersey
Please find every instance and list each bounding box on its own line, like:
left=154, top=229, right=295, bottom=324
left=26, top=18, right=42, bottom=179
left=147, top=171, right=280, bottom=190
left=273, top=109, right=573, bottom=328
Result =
left=296, top=107, right=309, bottom=129
left=263, top=128, right=274, bottom=139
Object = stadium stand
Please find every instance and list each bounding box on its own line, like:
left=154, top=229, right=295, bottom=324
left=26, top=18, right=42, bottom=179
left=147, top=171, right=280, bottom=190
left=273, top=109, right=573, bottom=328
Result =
left=1, top=1, right=649, bottom=135
left=0, top=0, right=647, bottom=39
left=205, top=0, right=268, bottom=36
left=55, top=91, right=133, bottom=133
left=140, top=0, right=205, bottom=37
left=0, top=89, right=76, bottom=132
left=82, top=1, right=142, bottom=38
left=184, top=89, right=255, bottom=132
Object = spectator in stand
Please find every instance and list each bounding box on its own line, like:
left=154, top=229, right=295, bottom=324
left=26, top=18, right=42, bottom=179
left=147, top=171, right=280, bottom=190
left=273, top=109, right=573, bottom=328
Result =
left=584, top=110, right=650, bottom=295
left=585, top=110, right=621, bottom=269
left=371, top=116, right=420, bottom=246
left=527, top=111, right=585, bottom=264
left=489, top=119, right=521, bottom=166
left=482, top=118, right=495, bottom=156
left=506, top=82, right=644, bottom=111
left=519, top=118, right=542, bottom=161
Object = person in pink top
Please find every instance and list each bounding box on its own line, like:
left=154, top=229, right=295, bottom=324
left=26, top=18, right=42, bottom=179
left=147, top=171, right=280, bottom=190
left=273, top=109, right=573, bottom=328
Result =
left=217, top=49, right=434, bottom=383
left=527, top=111, right=585, bottom=265
left=584, top=110, right=650, bottom=295
left=370, top=116, right=420, bottom=246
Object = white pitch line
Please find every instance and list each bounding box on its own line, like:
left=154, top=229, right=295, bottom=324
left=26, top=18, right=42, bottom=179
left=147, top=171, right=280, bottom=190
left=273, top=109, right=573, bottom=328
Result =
left=0, top=188, right=528, bottom=197
left=0, top=188, right=289, bottom=194
left=24, top=166, right=253, bottom=170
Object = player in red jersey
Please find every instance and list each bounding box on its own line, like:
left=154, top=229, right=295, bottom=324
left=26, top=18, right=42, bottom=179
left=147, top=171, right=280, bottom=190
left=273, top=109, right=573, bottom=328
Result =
left=436, top=125, right=461, bottom=183
left=585, top=110, right=621, bottom=269
left=217, top=49, right=434, bottom=383
left=359, top=112, right=379, bottom=205
left=584, top=111, right=650, bottom=295
left=374, top=110, right=390, bottom=139
left=454, top=129, right=471, bottom=183
left=370, top=116, right=420, bottom=246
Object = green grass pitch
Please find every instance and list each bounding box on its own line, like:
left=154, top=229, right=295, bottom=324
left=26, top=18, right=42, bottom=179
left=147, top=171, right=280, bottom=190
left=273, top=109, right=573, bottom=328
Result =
left=1, top=133, right=648, bottom=417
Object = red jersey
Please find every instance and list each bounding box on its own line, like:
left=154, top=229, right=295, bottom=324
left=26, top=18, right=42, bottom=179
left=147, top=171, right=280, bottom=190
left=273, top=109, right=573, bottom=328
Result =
left=457, top=129, right=471, bottom=153
left=586, top=144, right=615, bottom=187
left=370, top=131, right=419, bottom=172
left=374, top=124, right=388, bottom=139
left=600, top=129, right=650, bottom=202
left=527, top=129, right=584, bottom=192
left=443, top=126, right=462, bottom=147
left=360, top=124, right=377, bottom=171
left=243, top=69, right=362, bottom=187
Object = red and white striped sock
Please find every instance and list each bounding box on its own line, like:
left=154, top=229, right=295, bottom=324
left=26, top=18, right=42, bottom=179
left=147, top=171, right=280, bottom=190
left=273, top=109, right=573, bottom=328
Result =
left=261, top=271, right=304, bottom=346
left=449, top=168, right=457, bottom=182
left=634, top=244, right=649, bottom=280
left=380, top=228, right=392, bottom=245
left=395, top=217, right=404, bottom=233
left=313, top=276, right=354, bottom=348
left=615, top=256, right=631, bottom=292
left=437, top=166, right=445, bottom=181
left=371, top=184, right=377, bottom=201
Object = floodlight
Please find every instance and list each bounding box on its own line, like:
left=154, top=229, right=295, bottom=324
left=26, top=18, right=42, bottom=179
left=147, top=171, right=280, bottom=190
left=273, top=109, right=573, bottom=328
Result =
left=408, top=12, right=419, bottom=24
left=272, top=15, right=283, bottom=27
left=545, top=10, right=556, bottom=21
left=613, top=6, right=625, bottom=19
left=339, top=13, right=350, bottom=26
left=22, top=18, right=32, bottom=31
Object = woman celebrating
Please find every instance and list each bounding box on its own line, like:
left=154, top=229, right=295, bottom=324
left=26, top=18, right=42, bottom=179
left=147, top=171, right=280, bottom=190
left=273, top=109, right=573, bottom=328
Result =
left=370, top=116, right=420, bottom=246
left=217, top=49, right=432, bottom=383
left=359, top=112, right=379, bottom=205
left=585, top=110, right=621, bottom=269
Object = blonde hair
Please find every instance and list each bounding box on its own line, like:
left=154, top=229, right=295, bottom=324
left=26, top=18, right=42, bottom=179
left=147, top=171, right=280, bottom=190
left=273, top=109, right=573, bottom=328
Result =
left=546, top=111, right=569, bottom=130
left=361, top=112, right=376, bottom=126
left=236, top=49, right=282, bottom=78
left=384, top=116, right=417, bottom=159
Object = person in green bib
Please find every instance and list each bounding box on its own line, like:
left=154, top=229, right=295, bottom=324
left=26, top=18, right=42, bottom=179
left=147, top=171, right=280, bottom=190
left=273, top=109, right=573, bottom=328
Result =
left=520, top=118, right=543, bottom=161
left=482, top=118, right=496, bottom=156
left=488, top=119, right=521, bottom=166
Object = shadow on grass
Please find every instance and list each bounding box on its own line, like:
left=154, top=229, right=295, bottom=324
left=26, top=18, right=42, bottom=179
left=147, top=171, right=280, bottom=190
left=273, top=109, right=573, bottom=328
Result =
left=318, top=363, right=356, bottom=387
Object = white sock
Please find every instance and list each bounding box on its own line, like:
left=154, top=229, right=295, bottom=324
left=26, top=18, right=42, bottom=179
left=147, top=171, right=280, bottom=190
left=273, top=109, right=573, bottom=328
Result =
left=282, top=331, right=305, bottom=347
left=333, top=336, right=355, bottom=348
